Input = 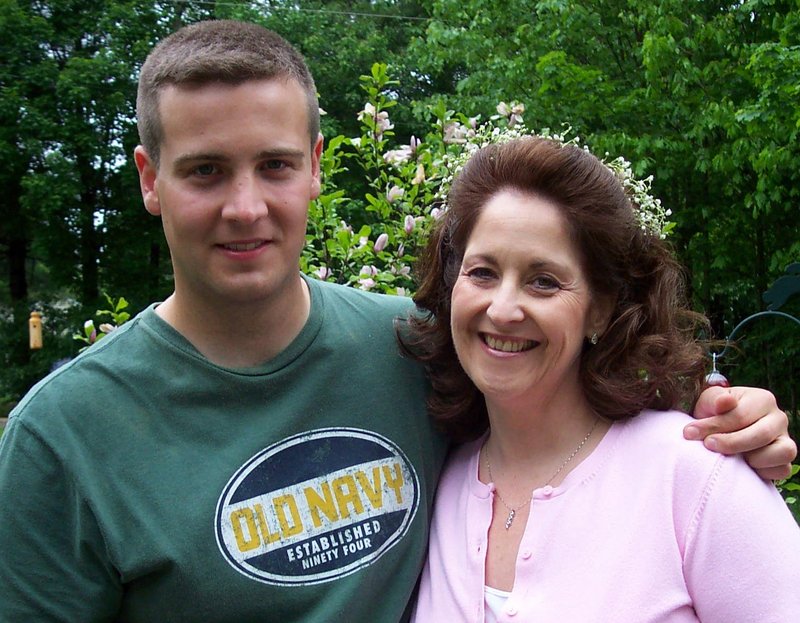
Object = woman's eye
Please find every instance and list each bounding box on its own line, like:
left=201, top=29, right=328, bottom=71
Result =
left=466, top=267, right=495, bottom=281
left=532, top=275, right=560, bottom=290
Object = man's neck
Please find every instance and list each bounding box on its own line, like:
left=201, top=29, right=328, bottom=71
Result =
left=155, top=277, right=311, bottom=368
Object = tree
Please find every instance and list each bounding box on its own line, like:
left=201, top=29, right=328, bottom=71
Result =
left=408, top=0, right=800, bottom=415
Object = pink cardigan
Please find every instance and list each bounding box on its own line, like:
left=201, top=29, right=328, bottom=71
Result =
left=413, top=410, right=800, bottom=622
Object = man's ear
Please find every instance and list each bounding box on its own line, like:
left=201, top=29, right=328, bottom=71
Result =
left=309, top=133, right=324, bottom=201
left=134, top=146, right=161, bottom=216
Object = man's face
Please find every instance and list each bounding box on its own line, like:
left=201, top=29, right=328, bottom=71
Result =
left=135, top=78, right=322, bottom=311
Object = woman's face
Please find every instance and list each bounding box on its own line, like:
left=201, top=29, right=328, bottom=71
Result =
left=450, top=188, right=606, bottom=408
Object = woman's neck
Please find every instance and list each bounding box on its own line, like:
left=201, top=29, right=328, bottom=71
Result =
left=482, top=384, right=606, bottom=477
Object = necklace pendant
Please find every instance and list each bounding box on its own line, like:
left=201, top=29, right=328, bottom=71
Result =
left=504, top=509, right=516, bottom=530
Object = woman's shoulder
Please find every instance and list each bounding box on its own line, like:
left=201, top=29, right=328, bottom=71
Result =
left=616, top=409, right=730, bottom=475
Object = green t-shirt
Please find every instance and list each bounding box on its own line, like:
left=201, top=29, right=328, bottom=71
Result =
left=0, top=278, right=447, bottom=622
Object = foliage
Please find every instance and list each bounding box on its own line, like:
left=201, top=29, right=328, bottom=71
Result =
left=1, top=0, right=798, bottom=426
left=73, top=293, right=130, bottom=350
left=0, top=0, right=218, bottom=400
left=299, top=63, right=669, bottom=294
left=407, top=0, right=800, bottom=432
left=777, top=463, right=800, bottom=523
left=300, top=63, right=440, bottom=294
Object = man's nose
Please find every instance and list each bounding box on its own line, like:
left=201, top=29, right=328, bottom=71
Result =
left=222, top=175, right=268, bottom=223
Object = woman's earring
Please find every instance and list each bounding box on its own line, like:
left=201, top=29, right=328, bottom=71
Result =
left=590, top=333, right=599, bottom=345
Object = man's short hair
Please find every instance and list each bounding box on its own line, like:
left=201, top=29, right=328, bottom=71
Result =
left=136, top=19, right=320, bottom=167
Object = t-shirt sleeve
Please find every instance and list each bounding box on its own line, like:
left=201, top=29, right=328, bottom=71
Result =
left=682, top=453, right=800, bottom=623
left=0, top=418, right=122, bottom=621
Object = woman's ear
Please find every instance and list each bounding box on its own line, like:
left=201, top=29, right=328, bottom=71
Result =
left=587, top=294, right=615, bottom=340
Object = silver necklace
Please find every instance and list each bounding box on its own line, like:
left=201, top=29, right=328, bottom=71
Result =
left=484, top=417, right=600, bottom=530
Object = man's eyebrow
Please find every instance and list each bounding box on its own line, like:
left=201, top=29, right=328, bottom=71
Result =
left=172, top=152, right=228, bottom=168
left=255, top=148, right=306, bottom=160
left=173, top=148, right=306, bottom=168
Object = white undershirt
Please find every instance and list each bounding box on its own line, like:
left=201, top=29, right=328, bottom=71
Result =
left=484, top=585, right=511, bottom=622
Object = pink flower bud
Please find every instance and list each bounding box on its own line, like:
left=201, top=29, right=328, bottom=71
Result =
left=387, top=186, right=405, bottom=203
left=404, top=214, right=415, bottom=234
left=374, top=233, right=389, bottom=252
left=412, top=164, right=426, bottom=185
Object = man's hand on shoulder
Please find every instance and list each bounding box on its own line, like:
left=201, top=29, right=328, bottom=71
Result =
left=684, top=385, right=797, bottom=480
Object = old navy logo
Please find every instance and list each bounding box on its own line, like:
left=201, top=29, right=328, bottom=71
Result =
left=215, top=428, right=420, bottom=586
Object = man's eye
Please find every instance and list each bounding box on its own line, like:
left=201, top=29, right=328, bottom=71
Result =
left=194, top=163, right=217, bottom=176
left=263, top=160, right=287, bottom=171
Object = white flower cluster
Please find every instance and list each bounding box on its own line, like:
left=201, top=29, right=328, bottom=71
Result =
left=435, top=116, right=674, bottom=239
left=602, top=156, right=673, bottom=239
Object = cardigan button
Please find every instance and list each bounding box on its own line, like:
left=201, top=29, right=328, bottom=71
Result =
left=521, top=550, right=532, bottom=560
left=506, top=606, right=518, bottom=616
left=542, top=485, right=554, bottom=496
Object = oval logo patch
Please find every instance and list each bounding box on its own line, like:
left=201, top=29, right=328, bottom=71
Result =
left=215, top=428, right=420, bottom=586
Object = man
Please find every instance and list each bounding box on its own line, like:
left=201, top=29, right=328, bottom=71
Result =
left=0, top=19, right=794, bottom=622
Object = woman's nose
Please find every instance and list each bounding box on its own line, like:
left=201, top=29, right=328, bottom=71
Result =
left=486, top=284, right=525, bottom=324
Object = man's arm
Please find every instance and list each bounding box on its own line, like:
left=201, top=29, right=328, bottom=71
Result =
left=684, top=385, right=797, bottom=480
left=0, top=418, right=122, bottom=620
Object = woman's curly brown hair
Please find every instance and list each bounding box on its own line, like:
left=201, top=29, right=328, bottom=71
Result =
left=399, top=137, right=709, bottom=442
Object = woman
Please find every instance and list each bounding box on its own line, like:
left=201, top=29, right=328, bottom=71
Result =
left=406, top=137, right=800, bottom=621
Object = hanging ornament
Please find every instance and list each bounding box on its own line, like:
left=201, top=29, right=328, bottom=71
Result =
left=704, top=353, right=730, bottom=388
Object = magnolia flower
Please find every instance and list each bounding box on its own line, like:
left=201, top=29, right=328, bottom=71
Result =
left=357, top=236, right=369, bottom=249
left=397, top=243, right=405, bottom=256
left=99, top=323, right=116, bottom=335
left=357, top=265, right=378, bottom=290
left=357, top=102, right=377, bottom=121
left=383, top=146, right=413, bottom=166
left=404, top=214, right=415, bottom=234
left=357, top=104, right=393, bottom=137
left=350, top=137, right=362, bottom=148
left=375, top=111, right=394, bottom=135
left=412, top=163, right=426, bottom=185
left=387, top=186, right=405, bottom=203
left=497, top=101, right=525, bottom=127
left=431, top=207, right=444, bottom=220
left=396, top=287, right=408, bottom=297
left=374, top=233, right=389, bottom=252
left=339, top=220, right=353, bottom=234
left=318, top=107, right=328, bottom=116
left=444, top=122, right=469, bottom=144
left=315, top=266, right=331, bottom=280
left=84, top=319, right=97, bottom=343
